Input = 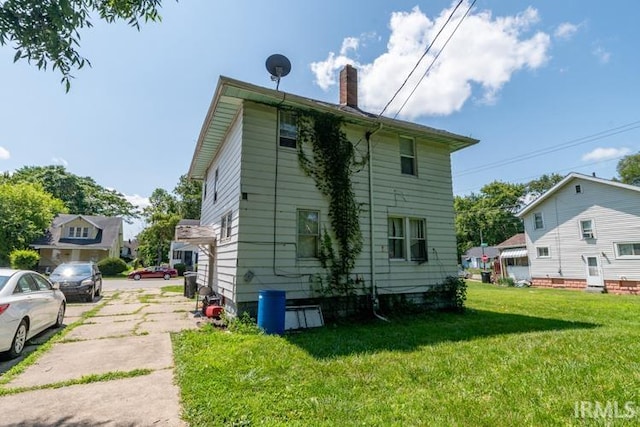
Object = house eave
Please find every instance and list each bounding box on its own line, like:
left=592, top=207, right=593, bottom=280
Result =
left=188, top=76, right=479, bottom=180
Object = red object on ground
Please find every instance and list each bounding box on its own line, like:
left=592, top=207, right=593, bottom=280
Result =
left=205, top=305, right=224, bottom=318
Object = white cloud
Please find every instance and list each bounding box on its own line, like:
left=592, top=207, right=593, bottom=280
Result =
left=124, top=194, right=151, bottom=210
left=582, top=147, right=630, bottom=162
left=593, top=45, right=610, bottom=64
left=0, top=146, right=10, bottom=160
left=554, top=22, right=579, bottom=40
left=310, top=2, right=551, bottom=118
left=52, top=157, right=68, bottom=166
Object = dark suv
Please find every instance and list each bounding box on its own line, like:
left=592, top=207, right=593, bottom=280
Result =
left=49, top=262, right=102, bottom=302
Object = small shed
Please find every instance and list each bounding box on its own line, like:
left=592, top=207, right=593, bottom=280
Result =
left=496, top=233, right=530, bottom=281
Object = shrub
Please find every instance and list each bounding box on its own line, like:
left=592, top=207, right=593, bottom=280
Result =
left=9, top=249, right=40, bottom=270
left=442, top=275, right=467, bottom=313
left=97, top=257, right=128, bottom=275
left=174, top=263, right=186, bottom=276
left=497, top=277, right=515, bottom=287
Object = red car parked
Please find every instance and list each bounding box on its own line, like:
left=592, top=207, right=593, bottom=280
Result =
left=128, top=266, right=178, bottom=281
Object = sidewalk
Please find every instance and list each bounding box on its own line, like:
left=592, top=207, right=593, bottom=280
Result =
left=0, top=288, right=204, bottom=426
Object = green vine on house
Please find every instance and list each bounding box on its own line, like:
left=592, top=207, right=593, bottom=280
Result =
left=296, top=110, right=367, bottom=295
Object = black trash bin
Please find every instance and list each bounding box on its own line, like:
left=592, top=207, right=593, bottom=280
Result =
left=481, top=271, right=491, bottom=283
left=184, top=272, right=197, bottom=298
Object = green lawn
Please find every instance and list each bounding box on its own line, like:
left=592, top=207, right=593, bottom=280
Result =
left=172, top=283, right=640, bottom=426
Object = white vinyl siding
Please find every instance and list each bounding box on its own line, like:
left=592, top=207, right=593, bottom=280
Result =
left=523, top=178, right=640, bottom=281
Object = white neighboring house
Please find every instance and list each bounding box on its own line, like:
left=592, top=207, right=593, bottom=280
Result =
left=496, top=233, right=530, bottom=281
left=169, top=219, right=200, bottom=269
left=183, top=65, right=478, bottom=317
left=517, top=172, right=640, bottom=294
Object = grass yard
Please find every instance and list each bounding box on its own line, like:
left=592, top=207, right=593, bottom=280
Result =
left=172, top=283, right=640, bottom=426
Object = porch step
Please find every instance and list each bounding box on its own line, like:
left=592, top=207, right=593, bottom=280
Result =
left=584, top=285, right=606, bottom=293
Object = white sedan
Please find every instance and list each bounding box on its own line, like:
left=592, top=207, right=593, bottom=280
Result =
left=0, top=269, right=66, bottom=358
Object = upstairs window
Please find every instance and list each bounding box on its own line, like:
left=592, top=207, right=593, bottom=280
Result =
left=213, top=168, right=219, bottom=203
left=399, top=136, right=416, bottom=175
left=220, top=212, right=233, bottom=241
left=297, top=210, right=319, bottom=258
left=575, top=185, right=582, bottom=194
left=279, top=110, right=297, bottom=148
left=580, top=219, right=595, bottom=239
left=533, top=212, right=544, bottom=230
left=68, top=226, right=89, bottom=238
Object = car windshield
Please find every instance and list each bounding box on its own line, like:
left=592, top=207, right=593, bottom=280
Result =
left=52, top=265, right=92, bottom=276
left=0, top=275, right=8, bottom=292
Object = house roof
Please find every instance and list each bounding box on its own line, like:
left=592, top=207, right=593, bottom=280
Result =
left=177, top=219, right=200, bottom=226
left=188, top=76, right=479, bottom=180
left=496, top=233, right=526, bottom=249
left=463, top=246, right=499, bottom=258
left=518, top=172, right=640, bottom=217
left=31, top=214, right=123, bottom=250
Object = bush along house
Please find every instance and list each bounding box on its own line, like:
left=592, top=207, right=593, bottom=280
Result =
left=180, top=65, right=479, bottom=319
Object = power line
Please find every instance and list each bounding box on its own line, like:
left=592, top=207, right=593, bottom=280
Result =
left=394, top=0, right=477, bottom=120
left=454, top=120, right=640, bottom=177
left=377, top=0, right=465, bottom=118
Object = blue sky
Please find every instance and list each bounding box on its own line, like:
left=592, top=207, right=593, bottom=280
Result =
left=1, top=1, right=638, bottom=238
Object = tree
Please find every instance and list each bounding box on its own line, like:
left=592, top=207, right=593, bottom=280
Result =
left=0, top=0, right=165, bottom=90
left=137, top=212, right=180, bottom=266
left=617, top=153, right=640, bottom=186
left=454, top=181, right=526, bottom=259
left=525, top=173, right=564, bottom=199
left=10, top=165, right=139, bottom=220
left=0, top=182, right=67, bottom=264
left=173, top=174, right=201, bottom=219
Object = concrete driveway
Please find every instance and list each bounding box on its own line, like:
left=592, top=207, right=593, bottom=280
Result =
left=0, top=284, right=205, bottom=426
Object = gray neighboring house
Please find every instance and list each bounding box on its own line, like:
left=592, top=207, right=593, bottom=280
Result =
left=32, top=214, right=123, bottom=271
left=517, top=172, right=640, bottom=294
left=169, top=219, right=200, bottom=269
left=461, top=246, right=499, bottom=269
left=496, top=233, right=530, bottom=281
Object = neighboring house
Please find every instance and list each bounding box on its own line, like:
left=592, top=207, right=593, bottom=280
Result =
left=182, top=65, right=478, bottom=317
left=169, top=219, right=200, bottom=269
left=32, top=214, right=123, bottom=271
left=461, top=246, right=499, bottom=269
left=496, top=233, right=530, bottom=281
left=121, top=239, right=139, bottom=261
left=518, top=172, right=640, bottom=295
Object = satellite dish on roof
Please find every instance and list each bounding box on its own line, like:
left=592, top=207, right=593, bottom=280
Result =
left=265, top=54, right=291, bottom=90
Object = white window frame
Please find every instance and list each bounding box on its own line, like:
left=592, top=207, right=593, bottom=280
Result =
left=399, top=136, right=417, bottom=176
left=533, top=212, right=544, bottom=230
left=536, top=247, right=550, bottom=258
left=68, top=227, right=75, bottom=238
left=296, top=209, right=320, bottom=259
left=388, top=217, right=427, bottom=261
left=220, top=211, right=233, bottom=241
left=579, top=219, right=595, bottom=240
left=68, top=226, right=90, bottom=239
left=615, top=242, right=640, bottom=259
left=279, top=110, right=297, bottom=148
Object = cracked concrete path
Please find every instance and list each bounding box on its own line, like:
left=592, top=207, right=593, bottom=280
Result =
left=0, top=288, right=206, bottom=426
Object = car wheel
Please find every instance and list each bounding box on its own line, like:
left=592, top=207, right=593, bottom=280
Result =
left=55, top=302, right=66, bottom=327
left=85, top=285, right=95, bottom=303
left=95, top=281, right=101, bottom=297
left=133, top=274, right=141, bottom=281
left=8, top=319, right=28, bottom=358
left=163, top=273, right=171, bottom=280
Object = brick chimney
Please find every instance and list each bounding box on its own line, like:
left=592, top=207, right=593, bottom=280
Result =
left=340, top=64, right=358, bottom=108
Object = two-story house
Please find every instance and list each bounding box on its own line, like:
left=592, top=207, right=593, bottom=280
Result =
left=517, top=172, right=640, bottom=294
left=183, top=65, right=479, bottom=317
left=32, top=214, right=123, bottom=271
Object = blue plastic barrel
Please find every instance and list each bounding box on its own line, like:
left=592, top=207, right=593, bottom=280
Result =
left=257, top=290, right=286, bottom=335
